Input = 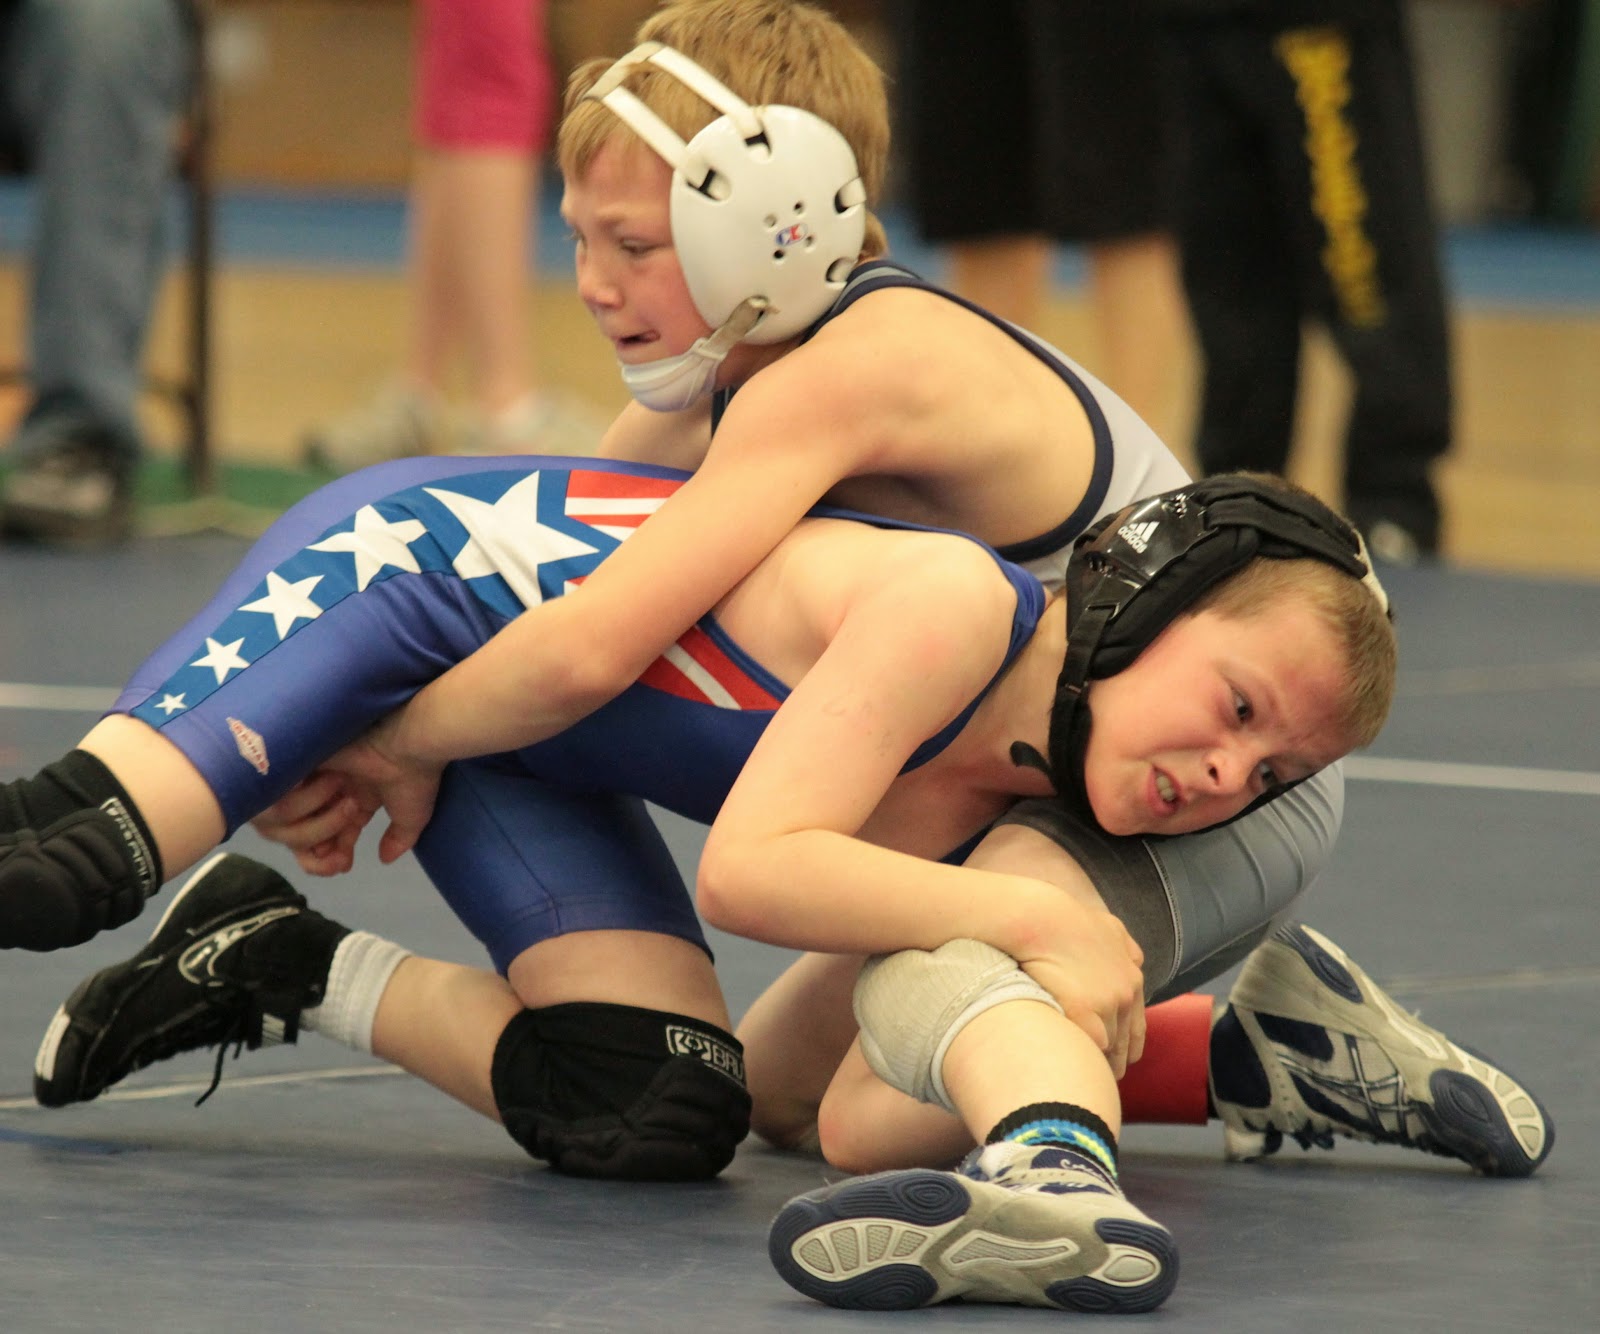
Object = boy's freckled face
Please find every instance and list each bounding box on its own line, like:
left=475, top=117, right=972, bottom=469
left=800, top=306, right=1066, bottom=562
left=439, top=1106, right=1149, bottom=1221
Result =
left=561, top=140, right=713, bottom=364
left=1081, top=601, right=1352, bottom=836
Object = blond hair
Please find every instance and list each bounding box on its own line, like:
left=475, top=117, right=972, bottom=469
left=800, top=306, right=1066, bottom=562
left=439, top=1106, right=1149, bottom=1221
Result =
left=1192, top=548, right=1398, bottom=749
left=558, top=0, right=890, bottom=259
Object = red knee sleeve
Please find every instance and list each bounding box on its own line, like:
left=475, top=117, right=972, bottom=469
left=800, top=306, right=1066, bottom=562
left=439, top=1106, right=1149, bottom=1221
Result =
left=1117, top=992, right=1214, bottom=1125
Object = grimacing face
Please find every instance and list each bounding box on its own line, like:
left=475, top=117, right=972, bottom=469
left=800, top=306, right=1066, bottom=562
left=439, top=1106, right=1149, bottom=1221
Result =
left=1080, top=600, right=1353, bottom=836
left=561, top=140, right=712, bottom=366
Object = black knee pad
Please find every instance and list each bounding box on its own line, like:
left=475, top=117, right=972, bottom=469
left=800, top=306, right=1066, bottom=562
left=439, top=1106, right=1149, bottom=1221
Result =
left=490, top=1002, right=752, bottom=1182
left=0, top=806, right=156, bottom=951
left=2, top=751, right=162, bottom=951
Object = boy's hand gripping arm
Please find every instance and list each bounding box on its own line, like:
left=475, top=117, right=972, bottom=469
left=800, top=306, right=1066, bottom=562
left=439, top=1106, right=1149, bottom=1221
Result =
left=700, top=543, right=1145, bottom=1069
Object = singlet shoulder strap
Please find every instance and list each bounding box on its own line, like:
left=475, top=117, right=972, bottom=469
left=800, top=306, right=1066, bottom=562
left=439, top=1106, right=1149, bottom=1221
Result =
left=710, top=261, right=928, bottom=430
left=711, top=262, right=1113, bottom=561
left=823, top=258, right=930, bottom=317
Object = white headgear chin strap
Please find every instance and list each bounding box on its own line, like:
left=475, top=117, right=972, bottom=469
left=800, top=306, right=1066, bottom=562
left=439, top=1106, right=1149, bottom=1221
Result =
left=619, top=298, right=768, bottom=412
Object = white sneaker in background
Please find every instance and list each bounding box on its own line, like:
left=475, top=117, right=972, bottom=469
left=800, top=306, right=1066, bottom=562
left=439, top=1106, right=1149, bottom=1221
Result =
left=457, top=389, right=612, bottom=459
left=301, top=383, right=454, bottom=473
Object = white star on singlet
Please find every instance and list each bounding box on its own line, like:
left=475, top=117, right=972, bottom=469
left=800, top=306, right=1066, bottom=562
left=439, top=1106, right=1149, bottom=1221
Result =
left=154, top=693, right=187, bottom=715
left=191, top=637, right=250, bottom=685
left=238, top=571, right=325, bottom=640
left=426, top=472, right=600, bottom=607
left=307, top=505, right=428, bottom=592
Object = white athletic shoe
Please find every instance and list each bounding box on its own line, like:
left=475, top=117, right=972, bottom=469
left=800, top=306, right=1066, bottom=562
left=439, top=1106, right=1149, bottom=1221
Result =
left=302, top=383, right=452, bottom=473
left=768, top=1141, right=1178, bottom=1313
left=1211, top=923, right=1553, bottom=1176
left=453, top=390, right=609, bottom=458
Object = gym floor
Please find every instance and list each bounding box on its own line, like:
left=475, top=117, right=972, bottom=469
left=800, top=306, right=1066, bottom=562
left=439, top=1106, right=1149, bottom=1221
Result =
left=0, top=199, right=1594, bottom=1330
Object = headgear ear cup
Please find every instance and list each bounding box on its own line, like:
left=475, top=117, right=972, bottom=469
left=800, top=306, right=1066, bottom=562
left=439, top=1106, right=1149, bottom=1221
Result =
left=586, top=42, right=868, bottom=342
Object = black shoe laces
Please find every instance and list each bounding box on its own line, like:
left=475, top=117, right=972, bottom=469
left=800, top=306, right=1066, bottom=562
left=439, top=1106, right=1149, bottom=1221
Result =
left=195, top=996, right=266, bottom=1106
left=193, top=991, right=304, bottom=1106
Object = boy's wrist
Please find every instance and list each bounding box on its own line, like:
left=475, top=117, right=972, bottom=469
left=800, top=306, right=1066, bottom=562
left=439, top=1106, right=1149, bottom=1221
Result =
left=377, top=705, right=431, bottom=769
left=974, top=875, right=1065, bottom=965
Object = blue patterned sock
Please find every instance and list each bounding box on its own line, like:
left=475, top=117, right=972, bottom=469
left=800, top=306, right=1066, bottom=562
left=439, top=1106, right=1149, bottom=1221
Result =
left=987, top=1101, right=1119, bottom=1181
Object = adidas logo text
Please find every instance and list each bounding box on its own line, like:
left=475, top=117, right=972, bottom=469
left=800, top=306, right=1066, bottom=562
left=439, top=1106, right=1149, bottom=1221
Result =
left=1117, top=520, right=1159, bottom=553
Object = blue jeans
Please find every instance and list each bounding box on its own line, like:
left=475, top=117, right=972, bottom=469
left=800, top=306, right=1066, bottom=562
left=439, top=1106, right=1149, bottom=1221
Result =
left=1, top=0, right=192, bottom=467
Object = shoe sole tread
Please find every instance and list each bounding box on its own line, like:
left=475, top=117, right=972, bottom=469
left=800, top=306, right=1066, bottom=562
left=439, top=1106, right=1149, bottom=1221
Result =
left=768, top=1170, right=1176, bottom=1312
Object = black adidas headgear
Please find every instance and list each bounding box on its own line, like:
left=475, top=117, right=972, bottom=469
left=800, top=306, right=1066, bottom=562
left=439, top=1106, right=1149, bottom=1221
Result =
left=1013, top=473, right=1392, bottom=823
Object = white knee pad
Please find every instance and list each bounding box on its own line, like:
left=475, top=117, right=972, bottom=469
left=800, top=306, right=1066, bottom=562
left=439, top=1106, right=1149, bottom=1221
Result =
left=852, top=939, right=1062, bottom=1113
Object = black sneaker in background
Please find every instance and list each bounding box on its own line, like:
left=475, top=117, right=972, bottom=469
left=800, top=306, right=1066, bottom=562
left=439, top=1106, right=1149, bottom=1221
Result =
left=2, top=431, right=134, bottom=548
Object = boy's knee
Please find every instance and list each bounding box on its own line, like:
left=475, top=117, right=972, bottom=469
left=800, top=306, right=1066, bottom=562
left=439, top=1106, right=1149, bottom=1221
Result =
left=490, top=1001, right=751, bottom=1181
left=748, top=1093, right=823, bottom=1157
left=853, top=940, right=1060, bottom=1111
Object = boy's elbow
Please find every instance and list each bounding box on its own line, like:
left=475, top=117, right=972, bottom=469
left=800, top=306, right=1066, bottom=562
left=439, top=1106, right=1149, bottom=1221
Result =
left=576, top=631, right=638, bottom=702
left=695, top=837, right=760, bottom=937
left=694, top=849, right=738, bottom=935
left=540, top=624, right=646, bottom=721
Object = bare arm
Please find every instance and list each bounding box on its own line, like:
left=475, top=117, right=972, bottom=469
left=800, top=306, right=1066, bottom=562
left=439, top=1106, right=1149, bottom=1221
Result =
left=256, top=356, right=889, bottom=864
left=385, top=361, right=876, bottom=769
left=697, top=542, right=1042, bottom=950
left=593, top=397, right=714, bottom=471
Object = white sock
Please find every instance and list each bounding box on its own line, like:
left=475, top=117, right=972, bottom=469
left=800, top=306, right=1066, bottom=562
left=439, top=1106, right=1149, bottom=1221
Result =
left=300, top=931, right=412, bottom=1054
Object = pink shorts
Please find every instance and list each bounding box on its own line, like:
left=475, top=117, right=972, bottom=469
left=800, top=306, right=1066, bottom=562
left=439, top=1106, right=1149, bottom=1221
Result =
left=415, top=0, right=553, bottom=152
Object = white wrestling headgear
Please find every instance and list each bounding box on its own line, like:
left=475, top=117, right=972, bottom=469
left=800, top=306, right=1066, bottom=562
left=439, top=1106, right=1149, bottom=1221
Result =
left=585, top=41, right=868, bottom=407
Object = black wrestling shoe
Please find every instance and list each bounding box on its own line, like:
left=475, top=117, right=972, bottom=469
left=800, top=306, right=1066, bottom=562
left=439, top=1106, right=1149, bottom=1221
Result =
left=1211, top=924, right=1553, bottom=1177
left=1, top=435, right=134, bottom=548
left=34, top=853, right=336, bottom=1107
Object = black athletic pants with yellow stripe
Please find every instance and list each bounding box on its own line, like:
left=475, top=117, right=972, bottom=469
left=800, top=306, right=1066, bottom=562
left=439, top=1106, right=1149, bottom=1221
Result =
left=1163, top=3, right=1451, bottom=549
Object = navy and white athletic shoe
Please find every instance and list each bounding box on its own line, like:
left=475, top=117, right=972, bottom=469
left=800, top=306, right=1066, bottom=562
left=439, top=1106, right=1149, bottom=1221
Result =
left=768, top=1140, right=1178, bottom=1313
left=1211, top=923, right=1553, bottom=1177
